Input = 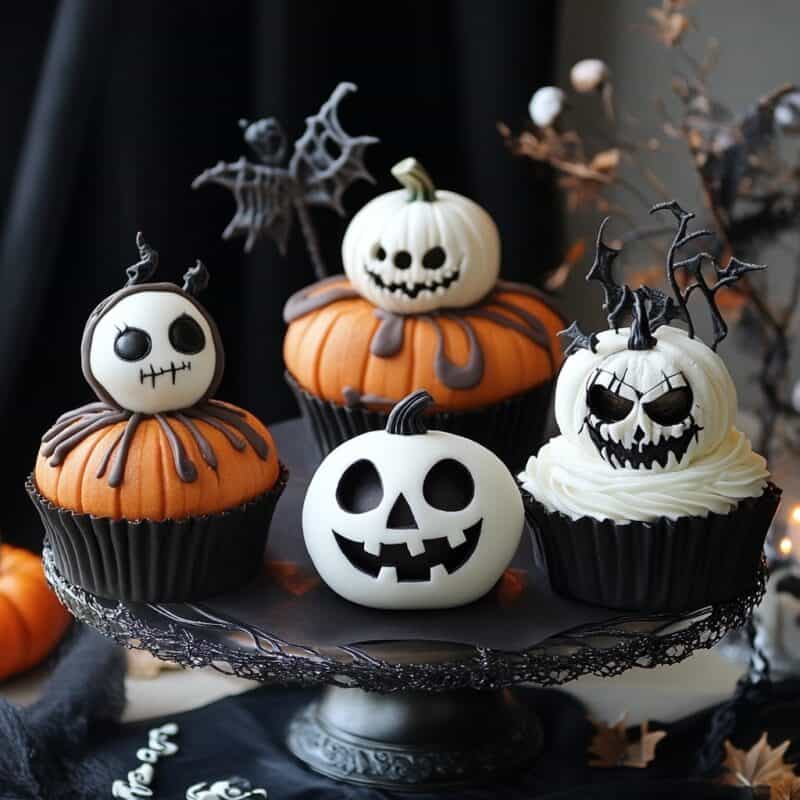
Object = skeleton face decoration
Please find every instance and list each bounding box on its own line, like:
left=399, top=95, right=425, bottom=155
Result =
left=556, top=326, right=737, bottom=472
left=302, top=391, right=523, bottom=609
left=342, top=158, right=500, bottom=315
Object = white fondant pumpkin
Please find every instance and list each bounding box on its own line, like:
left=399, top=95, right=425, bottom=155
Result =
left=342, top=158, right=500, bottom=314
left=302, top=391, right=523, bottom=609
left=556, top=325, right=737, bottom=472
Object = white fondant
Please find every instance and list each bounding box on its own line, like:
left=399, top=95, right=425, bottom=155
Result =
left=754, top=562, right=800, bottom=674
left=302, top=429, right=523, bottom=610
left=186, top=780, right=268, bottom=799
left=520, top=326, right=769, bottom=522
left=112, top=722, right=180, bottom=799
left=89, top=291, right=217, bottom=414
left=342, top=188, right=500, bottom=314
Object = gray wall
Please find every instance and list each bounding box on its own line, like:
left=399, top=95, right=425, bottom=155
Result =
left=554, top=0, right=800, bottom=411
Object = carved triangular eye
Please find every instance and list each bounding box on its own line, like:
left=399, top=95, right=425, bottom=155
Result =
left=644, top=386, right=693, bottom=426
left=587, top=385, right=634, bottom=422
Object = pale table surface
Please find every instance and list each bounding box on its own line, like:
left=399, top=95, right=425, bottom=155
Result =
left=0, top=641, right=747, bottom=726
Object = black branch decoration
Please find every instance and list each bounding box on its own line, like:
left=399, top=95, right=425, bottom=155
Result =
left=652, top=200, right=765, bottom=350
left=192, top=82, right=378, bottom=281
left=125, top=231, right=159, bottom=286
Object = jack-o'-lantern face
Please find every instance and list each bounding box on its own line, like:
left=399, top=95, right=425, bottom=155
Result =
left=555, top=326, right=737, bottom=472
left=82, top=284, right=224, bottom=415
left=342, top=158, right=500, bottom=315
left=302, top=391, right=523, bottom=609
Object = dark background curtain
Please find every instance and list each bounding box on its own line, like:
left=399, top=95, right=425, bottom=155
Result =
left=0, top=0, right=560, bottom=548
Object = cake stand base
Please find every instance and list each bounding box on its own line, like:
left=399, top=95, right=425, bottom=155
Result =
left=286, top=685, right=540, bottom=790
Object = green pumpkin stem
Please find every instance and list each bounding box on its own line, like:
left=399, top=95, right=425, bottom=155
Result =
left=391, top=158, right=437, bottom=202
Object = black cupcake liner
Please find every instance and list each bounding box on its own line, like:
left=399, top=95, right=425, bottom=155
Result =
left=286, top=371, right=554, bottom=471
left=26, top=466, right=288, bottom=602
left=522, top=482, right=782, bottom=612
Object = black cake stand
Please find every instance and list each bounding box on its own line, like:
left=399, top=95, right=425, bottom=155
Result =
left=43, top=420, right=765, bottom=791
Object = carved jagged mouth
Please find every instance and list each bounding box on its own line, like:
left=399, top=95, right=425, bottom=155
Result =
left=586, top=420, right=702, bottom=470
left=139, top=361, right=191, bottom=388
left=332, top=520, right=482, bottom=582
left=364, top=266, right=461, bottom=299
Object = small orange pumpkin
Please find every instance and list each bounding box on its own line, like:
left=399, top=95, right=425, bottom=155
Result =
left=0, top=543, right=71, bottom=681
left=34, top=402, right=280, bottom=521
left=284, top=277, right=564, bottom=410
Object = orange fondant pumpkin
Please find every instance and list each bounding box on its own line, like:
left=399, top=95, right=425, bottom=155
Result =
left=0, top=544, right=71, bottom=680
left=283, top=277, right=564, bottom=410
left=34, top=402, right=280, bottom=521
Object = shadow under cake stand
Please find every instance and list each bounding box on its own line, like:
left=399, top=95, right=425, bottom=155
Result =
left=42, top=419, right=766, bottom=791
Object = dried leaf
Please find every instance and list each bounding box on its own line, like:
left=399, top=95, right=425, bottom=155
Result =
left=496, top=568, right=527, bottom=607
left=648, top=5, right=691, bottom=46
left=771, top=775, right=800, bottom=800
left=545, top=239, right=586, bottom=290
left=719, top=734, right=796, bottom=788
left=590, top=148, right=621, bottom=174
left=588, top=714, right=667, bottom=769
left=264, top=560, right=320, bottom=596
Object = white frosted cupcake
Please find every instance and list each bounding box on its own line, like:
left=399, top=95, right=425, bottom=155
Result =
left=519, top=207, right=781, bottom=611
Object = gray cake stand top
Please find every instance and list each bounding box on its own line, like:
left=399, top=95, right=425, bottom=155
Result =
left=42, top=419, right=766, bottom=693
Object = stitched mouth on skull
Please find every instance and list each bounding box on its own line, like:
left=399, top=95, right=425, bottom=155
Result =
left=139, top=361, right=192, bottom=388
left=363, top=264, right=462, bottom=299
left=332, top=519, right=482, bottom=582
left=585, top=419, right=702, bottom=469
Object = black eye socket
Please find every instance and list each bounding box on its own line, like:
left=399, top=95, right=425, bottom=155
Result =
left=168, top=314, right=206, bottom=355
left=393, top=250, right=412, bottom=270
left=422, top=246, right=447, bottom=270
left=336, top=459, right=383, bottom=513
left=423, top=459, right=474, bottom=512
left=587, top=384, right=635, bottom=423
left=644, top=386, right=693, bottom=426
left=373, top=245, right=387, bottom=261
left=114, top=327, right=151, bottom=362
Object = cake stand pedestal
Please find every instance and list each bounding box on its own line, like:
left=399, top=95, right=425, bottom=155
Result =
left=42, top=420, right=765, bottom=791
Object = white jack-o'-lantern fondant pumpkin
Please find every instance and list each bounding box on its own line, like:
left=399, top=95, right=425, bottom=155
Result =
left=342, top=158, right=500, bottom=314
left=302, top=390, right=524, bottom=609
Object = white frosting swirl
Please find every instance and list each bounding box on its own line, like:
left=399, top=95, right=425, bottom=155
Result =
left=520, top=427, right=769, bottom=523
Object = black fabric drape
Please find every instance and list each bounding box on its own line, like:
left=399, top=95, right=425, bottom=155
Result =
left=0, top=0, right=560, bottom=547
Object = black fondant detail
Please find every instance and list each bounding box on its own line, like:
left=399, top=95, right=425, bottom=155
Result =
left=386, top=493, right=418, bottom=529
left=385, top=391, right=434, bottom=435
left=114, top=327, right=152, bottom=362
left=423, top=459, right=474, bottom=512
left=559, top=321, right=598, bottom=355
left=169, top=314, right=206, bottom=355
left=587, top=385, right=634, bottom=423
left=332, top=520, right=482, bottom=582
left=627, top=290, right=657, bottom=350
left=643, top=386, right=694, bottom=427
left=364, top=265, right=461, bottom=298
left=182, top=260, right=210, bottom=297
left=393, top=250, right=412, bottom=270
left=336, top=459, right=383, bottom=514
left=422, top=246, right=447, bottom=270
left=586, top=418, right=702, bottom=469
left=139, top=361, right=191, bottom=388
left=125, top=232, right=158, bottom=286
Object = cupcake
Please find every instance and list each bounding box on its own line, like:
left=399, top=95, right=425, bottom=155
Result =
left=519, top=204, right=781, bottom=612
left=27, top=234, right=286, bottom=602
left=283, top=157, right=564, bottom=469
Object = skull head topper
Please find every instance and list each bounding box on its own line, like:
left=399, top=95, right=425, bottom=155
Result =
left=83, top=232, right=224, bottom=414
left=559, top=201, right=765, bottom=473
left=302, top=390, right=524, bottom=609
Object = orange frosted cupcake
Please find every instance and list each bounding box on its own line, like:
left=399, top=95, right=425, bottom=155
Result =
left=284, top=158, right=564, bottom=468
left=28, top=235, right=286, bottom=601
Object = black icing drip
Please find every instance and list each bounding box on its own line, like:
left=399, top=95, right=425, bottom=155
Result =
left=385, top=390, right=434, bottom=435
left=40, top=400, right=268, bottom=487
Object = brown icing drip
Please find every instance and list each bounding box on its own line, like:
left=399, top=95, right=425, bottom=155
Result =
left=283, top=276, right=360, bottom=324
left=341, top=387, right=396, bottom=408
left=155, top=413, right=198, bottom=482
left=285, top=276, right=562, bottom=391
left=40, top=400, right=268, bottom=487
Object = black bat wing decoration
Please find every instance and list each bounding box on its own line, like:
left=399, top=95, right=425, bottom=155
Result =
left=192, top=157, right=294, bottom=255
left=289, top=82, right=378, bottom=214
left=559, top=321, right=599, bottom=355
